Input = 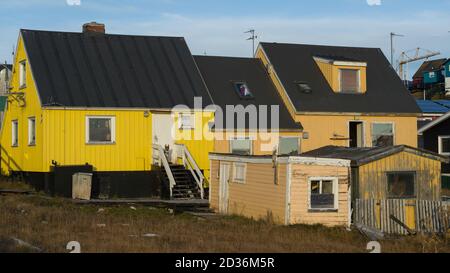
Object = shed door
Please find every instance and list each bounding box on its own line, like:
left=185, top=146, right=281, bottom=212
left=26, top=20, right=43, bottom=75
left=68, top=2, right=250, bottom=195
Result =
left=219, top=163, right=230, bottom=214
left=152, top=113, right=175, bottom=161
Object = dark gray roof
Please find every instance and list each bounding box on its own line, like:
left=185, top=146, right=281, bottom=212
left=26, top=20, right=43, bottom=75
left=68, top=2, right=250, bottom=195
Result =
left=21, top=29, right=212, bottom=108
left=413, top=58, right=447, bottom=78
left=194, top=55, right=302, bottom=130
left=260, top=42, right=421, bottom=114
left=301, top=145, right=449, bottom=166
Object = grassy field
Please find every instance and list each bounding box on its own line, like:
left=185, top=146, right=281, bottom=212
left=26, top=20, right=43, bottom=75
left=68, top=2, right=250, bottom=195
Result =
left=0, top=181, right=449, bottom=253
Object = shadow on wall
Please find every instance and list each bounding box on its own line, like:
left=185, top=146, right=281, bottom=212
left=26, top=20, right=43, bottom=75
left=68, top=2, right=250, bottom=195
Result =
left=0, top=145, right=23, bottom=175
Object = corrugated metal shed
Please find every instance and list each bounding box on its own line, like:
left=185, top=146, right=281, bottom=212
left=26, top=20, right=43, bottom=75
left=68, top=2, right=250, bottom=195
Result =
left=21, top=29, right=213, bottom=109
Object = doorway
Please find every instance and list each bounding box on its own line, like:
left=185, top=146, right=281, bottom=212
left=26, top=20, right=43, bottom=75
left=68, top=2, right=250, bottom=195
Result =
left=219, top=163, right=230, bottom=214
left=349, top=121, right=364, bottom=148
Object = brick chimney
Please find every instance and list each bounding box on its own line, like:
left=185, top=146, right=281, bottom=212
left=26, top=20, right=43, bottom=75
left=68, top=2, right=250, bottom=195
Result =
left=82, top=22, right=105, bottom=34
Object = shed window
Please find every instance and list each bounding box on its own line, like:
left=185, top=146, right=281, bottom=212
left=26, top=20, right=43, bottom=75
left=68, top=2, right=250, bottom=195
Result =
left=339, top=69, right=360, bottom=93
left=429, top=72, right=436, bottom=78
left=438, top=136, right=450, bottom=156
left=232, top=163, right=246, bottom=183
left=387, top=172, right=415, bottom=199
left=179, top=113, right=194, bottom=129
left=11, top=120, right=18, bottom=147
left=86, top=116, right=115, bottom=144
left=309, top=177, right=338, bottom=210
left=28, top=117, right=36, bottom=146
left=233, top=82, right=253, bottom=99
left=372, top=123, right=394, bottom=147
left=19, top=61, right=26, bottom=88
left=279, top=137, right=300, bottom=155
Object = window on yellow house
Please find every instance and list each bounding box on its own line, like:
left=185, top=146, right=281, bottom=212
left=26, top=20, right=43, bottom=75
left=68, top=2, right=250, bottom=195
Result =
left=372, top=123, right=394, bottom=147
left=86, top=116, right=115, bottom=144
left=230, top=138, right=252, bottom=155
left=387, top=172, right=416, bottom=199
left=19, top=61, right=27, bottom=88
left=11, top=120, right=18, bottom=147
left=179, top=113, right=194, bottom=130
left=279, top=137, right=300, bottom=155
left=28, top=117, right=36, bottom=146
left=232, top=162, right=246, bottom=184
left=339, top=69, right=360, bottom=93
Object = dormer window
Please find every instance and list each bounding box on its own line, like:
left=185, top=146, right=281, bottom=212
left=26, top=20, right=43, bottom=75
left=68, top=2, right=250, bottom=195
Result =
left=233, top=82, right=253, bottom=99
left=313, top=56, right=367, bottom=94
left=339, top=69, right=360, bottom=93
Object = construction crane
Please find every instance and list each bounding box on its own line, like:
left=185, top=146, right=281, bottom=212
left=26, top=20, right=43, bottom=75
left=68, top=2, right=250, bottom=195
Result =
left=397, top=47, right=440, bottom=81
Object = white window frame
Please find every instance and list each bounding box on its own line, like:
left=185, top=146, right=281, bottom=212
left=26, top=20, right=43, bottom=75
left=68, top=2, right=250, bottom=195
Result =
left=232, top=162, right=247, bottom=184
left=178, top=113, right=194, bottom=130
left=438, top=136, right=450, bottom=156
left=11, top=120, right=18, bottom=147
left=229, top=137, right=253, bottom=155
left=278, top=136, right=300, bottom=155
left=308, top=177, right=339, bottom=211
left=28, top=117, right=36, bottom=146
left=19, top=60, right=26, bottom=88
left=371, top=122, right=395, bottom=147
left=85, top=116, right=116, bottom=144
left=338, top=68, right=361, bottom=93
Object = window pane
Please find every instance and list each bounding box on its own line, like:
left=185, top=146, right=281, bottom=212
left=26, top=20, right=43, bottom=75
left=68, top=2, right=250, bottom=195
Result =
left=441, top=137, right=450, bottom=153
left=340, top=69, right=359, bottom=92
left=12, top=121, right=18, bottom=146
left=322, top=180, right=333, bottom=194
left=234, top=82, right=253, bottom=99
left=89, top=118, right=112, bottom=142
left=279, top=138, right=299, bottom=155
left=372, top=124, right=394, bottom=147
left=387, top=173, right=415, bottom=198
left=29, top=118, right=36, bottom=144
left=231, top=139, right=251, bottom=155
left=310, top=180, right=320, bottom=194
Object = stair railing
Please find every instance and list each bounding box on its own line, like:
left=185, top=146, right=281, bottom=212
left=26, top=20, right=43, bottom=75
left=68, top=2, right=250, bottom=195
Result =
left=175, top=144, right=205, bottom=199
left=152, top=144, right=176, bottom=199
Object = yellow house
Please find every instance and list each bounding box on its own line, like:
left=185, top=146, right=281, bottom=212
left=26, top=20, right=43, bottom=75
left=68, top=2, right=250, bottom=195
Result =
left=256, top=43, right=421, bottom=152
left=0, top=24, right=214, bottom=199
left=194, top=55, right=303, bottom=157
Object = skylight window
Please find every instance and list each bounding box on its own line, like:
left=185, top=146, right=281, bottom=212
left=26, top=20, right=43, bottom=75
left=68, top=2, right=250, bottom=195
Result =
left=296, top=82, right=312, bottom=94
left=233, top=82, right=253, bottom=99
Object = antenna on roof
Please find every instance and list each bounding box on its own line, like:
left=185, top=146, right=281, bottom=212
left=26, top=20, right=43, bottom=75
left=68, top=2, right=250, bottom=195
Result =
left=245, top=29, right=258, bottom=57
left=390, top=32, right=404, bottom=66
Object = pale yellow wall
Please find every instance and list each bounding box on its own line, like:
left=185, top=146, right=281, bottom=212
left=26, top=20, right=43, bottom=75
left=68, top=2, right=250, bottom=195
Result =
left=0, top=35, right=44, bottom=174
left=296, top=115, right=418, bottom=152
left=358, top=151, right=441, bottom=201
left=256, top=47, right=418, bottom=153
left=289, top=164, right=350, bottom=227
left=42, top=109, right=152, bottom=172
left=210, top=159, right=287, bottom=224
left=214, top=131, right=302, bottom=155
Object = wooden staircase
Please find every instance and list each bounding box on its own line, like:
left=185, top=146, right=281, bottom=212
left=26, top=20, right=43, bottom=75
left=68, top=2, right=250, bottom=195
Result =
left=163, top=164, right=202, bottom=199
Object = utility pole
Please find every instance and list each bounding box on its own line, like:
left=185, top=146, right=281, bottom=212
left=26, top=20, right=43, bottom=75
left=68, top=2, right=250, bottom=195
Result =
left=390, top=32, right=404, bottom=66
left=245, top=29, right=258, bottom=57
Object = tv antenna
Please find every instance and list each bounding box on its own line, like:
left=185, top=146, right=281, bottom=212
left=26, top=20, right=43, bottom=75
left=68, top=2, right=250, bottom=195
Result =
left=245, top=29, right=258, bottom=57
left=390, top=32, right=404, bottom=66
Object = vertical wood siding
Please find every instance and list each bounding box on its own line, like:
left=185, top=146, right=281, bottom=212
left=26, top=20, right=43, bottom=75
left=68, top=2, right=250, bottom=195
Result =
left=42, top=109, right=152, bottom=172
left=358, top=151, right=441, bottom=201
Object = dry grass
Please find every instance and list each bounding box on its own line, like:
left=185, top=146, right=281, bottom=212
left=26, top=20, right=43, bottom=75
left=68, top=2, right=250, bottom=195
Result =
left=0, top=193, right=448, bottom=253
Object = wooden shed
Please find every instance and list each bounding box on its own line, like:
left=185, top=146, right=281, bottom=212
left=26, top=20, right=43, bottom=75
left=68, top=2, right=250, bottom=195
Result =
left=209, top=153, right=352, bottom=227
left=302, top=145, right=449, bottom=202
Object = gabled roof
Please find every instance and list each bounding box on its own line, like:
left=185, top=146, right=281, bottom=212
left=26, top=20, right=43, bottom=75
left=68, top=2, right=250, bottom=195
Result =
left=413, top=58, right=448, bottom=78
left=301, top=145, right=449, bottom=166
left=260, top=42, right=420, bottom=114
left=418, top=111, right=450, bottom=134
left=194, top=55, right=302, bottom=130
left=21, top=29, right=213, bottom=109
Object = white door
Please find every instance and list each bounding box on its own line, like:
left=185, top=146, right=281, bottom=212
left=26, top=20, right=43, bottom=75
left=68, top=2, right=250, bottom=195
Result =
left=152, top=113, right=175, bottom=161
left=219, top=163, right=230, bottom=214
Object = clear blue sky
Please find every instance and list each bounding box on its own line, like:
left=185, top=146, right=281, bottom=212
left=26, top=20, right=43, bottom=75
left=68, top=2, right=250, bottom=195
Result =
left=1, top=0, right=449, bottom=79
